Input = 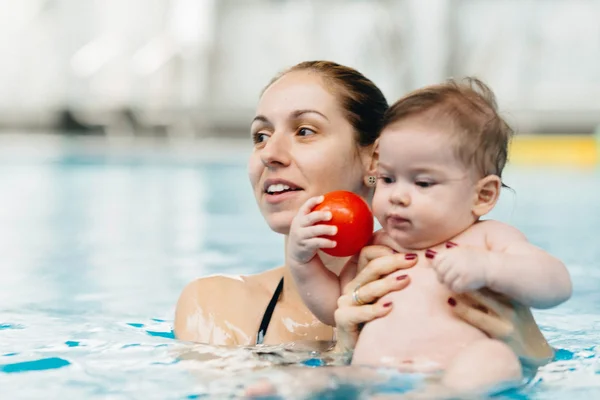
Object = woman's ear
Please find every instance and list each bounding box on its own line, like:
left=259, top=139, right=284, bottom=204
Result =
left=472, top=175, right=501, bottom=217
left=365, top=138, right=379, bottom=176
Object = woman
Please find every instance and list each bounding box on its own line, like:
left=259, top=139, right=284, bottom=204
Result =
left=174, top=61, right=554, bottom=367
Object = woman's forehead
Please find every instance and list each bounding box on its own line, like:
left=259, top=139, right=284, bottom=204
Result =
left=257, top=71, right=340, bottom=117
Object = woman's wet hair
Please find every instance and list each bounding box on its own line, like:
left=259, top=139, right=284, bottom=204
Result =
left=264, top=61, right=388, bottom=147
left=382, top=77, right=514, bottom=181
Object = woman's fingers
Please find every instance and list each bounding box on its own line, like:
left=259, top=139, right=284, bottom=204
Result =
left=334, top=301, right=394, bottom=353
left=450, top=295, right=513, bottom=339
left=334, top=300, right=394, bottom=328
left=338, top=273, right=411, bottom=307
left=333, top=237, right=417, bottom=353
left=357, top=245, right=396, bottom=271
left=460, top=289, right=512, bottom=317
left=369, top=229, right=403, bottom=252
left=345, top=253, right=417, bottom=295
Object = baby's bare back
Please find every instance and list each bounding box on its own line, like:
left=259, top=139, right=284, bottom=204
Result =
left=352, top=226, right=491, bottom=370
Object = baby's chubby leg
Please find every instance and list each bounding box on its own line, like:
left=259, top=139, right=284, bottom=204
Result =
left=366, top=340, right=522, bottom=400
left=441, top=338, right=522, bottom=395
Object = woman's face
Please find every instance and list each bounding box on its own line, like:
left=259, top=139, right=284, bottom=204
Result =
left=249, top=70, right=371, bottom=235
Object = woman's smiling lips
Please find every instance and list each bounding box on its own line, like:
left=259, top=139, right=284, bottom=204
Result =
left=262, top=179, right=304, bottom=204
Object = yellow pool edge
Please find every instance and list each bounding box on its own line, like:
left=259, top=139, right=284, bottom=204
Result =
left=509, top=134, right=598, bottom=166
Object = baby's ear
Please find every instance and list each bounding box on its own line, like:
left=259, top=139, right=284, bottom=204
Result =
left=472, top=175, right=501, bottom=217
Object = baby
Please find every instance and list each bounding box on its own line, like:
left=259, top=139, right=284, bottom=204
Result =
left=287, top=78, right=572, bottom=394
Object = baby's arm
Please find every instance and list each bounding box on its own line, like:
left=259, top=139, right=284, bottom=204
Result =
left=483, top=220, right=572, bottom=309
left=287, top=196, right=344, bottom=326
left=433, top=220, right=571, bottom=309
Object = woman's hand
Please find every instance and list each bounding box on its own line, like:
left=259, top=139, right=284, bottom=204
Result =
left=333, top=241, right=418, bottom=354
left=450, top=289, right=555, bottom=368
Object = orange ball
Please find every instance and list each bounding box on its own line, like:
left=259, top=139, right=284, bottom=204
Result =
left=312, top=191, right=374, bottom=257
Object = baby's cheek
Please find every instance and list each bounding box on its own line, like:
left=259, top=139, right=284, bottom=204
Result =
left=371, top=192, right=387, bottom=217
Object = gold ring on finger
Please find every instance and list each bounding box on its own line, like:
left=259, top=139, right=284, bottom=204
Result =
left=352, top=284, right=366, bottom=306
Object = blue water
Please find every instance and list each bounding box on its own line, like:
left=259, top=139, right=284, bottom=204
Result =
left=0, top=136, right=598, bottom=399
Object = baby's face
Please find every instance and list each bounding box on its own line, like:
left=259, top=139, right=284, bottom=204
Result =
left=372, top=120, right=479, bottom=250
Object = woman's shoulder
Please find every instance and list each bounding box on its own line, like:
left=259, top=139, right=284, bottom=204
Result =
left=173, top=267, right=284, bottom=343
left=182, top=273, right=250, bottom=295
left=180, top=267, right=283, bottom=299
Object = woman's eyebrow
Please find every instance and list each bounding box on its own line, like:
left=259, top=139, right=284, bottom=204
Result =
left=291, top=109, right=329, bottom=121
left=251, top=115, right=273, bottom=127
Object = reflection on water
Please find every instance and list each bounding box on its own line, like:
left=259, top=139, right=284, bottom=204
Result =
left=0, top=137, right=599, bottom=398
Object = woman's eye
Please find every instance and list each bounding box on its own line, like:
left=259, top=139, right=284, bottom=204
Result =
left=252, top=132, right=268, bottom=144
left=415, top=181, right=434, bottom=188
left=298, top=127, right=316, bottom=136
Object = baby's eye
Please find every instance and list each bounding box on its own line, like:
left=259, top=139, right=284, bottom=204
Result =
left=298, top=127, right=316, bottom=136
left=378, top=176, right=394, bottom=184
left=415, top=180, right=435, bottom=188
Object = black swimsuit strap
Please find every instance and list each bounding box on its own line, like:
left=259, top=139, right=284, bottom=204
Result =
left=256, top=277, right=284, bottom=345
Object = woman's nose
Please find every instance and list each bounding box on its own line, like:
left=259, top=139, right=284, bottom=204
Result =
left=260, top=133, right=291, bottom=168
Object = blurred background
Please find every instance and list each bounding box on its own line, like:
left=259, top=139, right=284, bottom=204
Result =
left=1, top=0, right=599, bottom=139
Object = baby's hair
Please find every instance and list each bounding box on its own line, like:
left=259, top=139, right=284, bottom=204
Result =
left=383, top=77, right=513, bottom=182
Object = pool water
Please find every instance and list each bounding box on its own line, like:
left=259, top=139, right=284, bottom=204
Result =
left=0, top=136, right=598, bottom=399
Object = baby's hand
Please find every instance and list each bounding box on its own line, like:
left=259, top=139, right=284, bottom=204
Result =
left=429, top=243, right=494, bottom=293
left=288, top=196, right=338, bottom=264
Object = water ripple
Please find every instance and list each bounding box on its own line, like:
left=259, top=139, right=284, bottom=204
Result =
left=1, top=357, right=71, bottom=373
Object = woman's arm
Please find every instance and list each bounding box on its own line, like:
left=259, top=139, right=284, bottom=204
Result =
left=450, top=289, right=555, bottom=368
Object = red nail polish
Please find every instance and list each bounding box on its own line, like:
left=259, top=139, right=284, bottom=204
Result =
left=383, top=302, right=393, bottom=308
left=405, top=253, right=417, bottom=260
left=448, top=297, right=457, bottom=307
left=446, top=241, right=458, bottom=248
left=396, top=274, right=408, bottom=281
left=425, top=249, right=437, bottom=259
